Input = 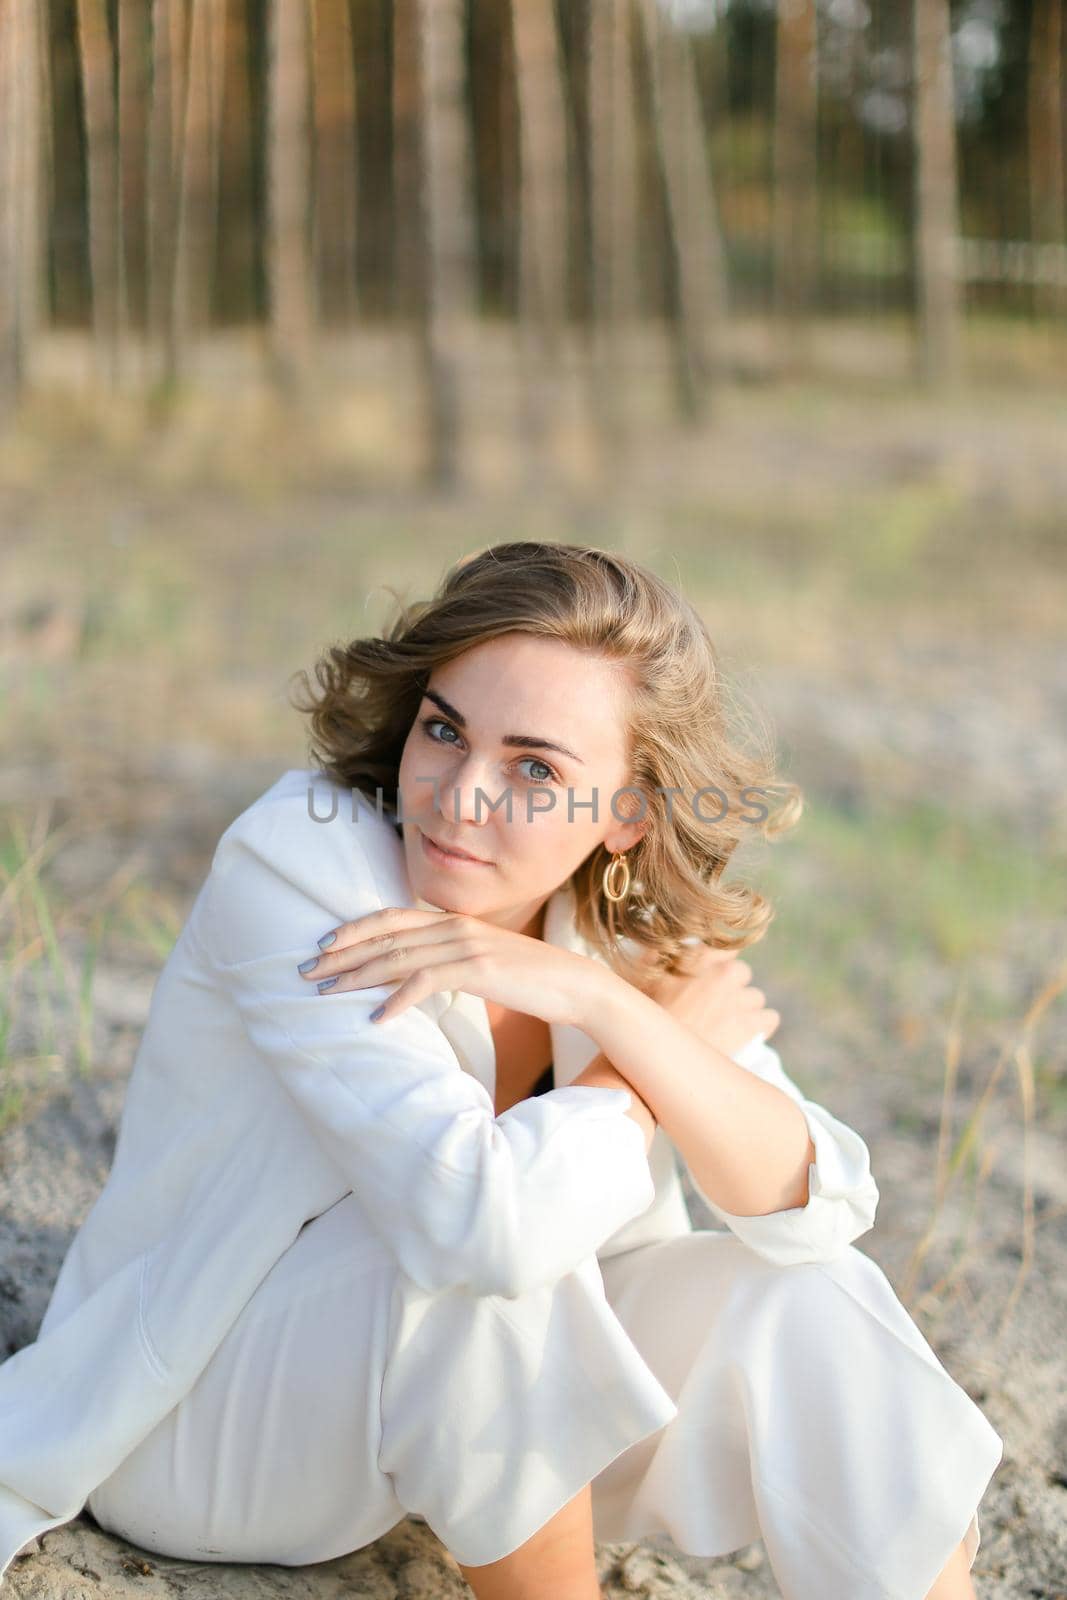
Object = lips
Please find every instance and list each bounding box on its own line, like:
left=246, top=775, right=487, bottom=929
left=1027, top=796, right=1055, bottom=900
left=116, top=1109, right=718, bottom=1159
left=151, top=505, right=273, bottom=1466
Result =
left=423, top=830, right=490, bottom=864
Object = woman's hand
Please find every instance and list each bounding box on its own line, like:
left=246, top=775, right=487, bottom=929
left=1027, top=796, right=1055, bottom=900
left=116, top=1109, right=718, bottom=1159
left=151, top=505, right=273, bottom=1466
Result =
left=637, top=943, right=781, bottom=1060
left=297, top=905, right=600, bottom=1029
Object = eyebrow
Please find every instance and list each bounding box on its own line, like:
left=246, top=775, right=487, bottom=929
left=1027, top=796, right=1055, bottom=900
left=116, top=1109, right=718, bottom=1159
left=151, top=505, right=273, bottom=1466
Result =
left=421, top=687, right=586, bottom=765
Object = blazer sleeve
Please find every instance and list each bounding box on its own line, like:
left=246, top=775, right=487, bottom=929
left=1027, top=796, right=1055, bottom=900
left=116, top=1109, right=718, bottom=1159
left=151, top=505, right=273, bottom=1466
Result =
left=192, top=797, right=657, bottom=1301
left=680, top=1033, right=880, bottom=1265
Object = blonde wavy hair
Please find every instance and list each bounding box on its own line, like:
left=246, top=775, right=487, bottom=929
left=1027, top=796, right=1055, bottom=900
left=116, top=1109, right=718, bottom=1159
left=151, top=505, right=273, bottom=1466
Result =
left=288, top=542, right=802, bottom=987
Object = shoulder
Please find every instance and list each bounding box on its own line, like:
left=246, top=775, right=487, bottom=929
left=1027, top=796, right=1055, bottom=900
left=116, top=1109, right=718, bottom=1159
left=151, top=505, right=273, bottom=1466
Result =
left=203, top=769, right=409, bottom=966
left=217, top=768, right=399, bottom=873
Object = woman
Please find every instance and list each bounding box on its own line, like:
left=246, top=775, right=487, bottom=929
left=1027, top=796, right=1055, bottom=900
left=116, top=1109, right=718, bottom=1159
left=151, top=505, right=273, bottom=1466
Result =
left=0, top=544, right=1001, bottom=1600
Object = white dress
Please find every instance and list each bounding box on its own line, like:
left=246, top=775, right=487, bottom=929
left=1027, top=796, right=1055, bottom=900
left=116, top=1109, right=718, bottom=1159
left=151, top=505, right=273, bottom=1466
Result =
left=1, top=769, right=1001, bottom=1600
left=86, top=1134, right=1003, bottom=1600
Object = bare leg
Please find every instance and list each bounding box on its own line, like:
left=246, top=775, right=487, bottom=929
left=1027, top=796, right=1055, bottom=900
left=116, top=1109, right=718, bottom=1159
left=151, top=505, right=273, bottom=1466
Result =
left=454, top=1481, right=603, bottom=1600
left=454, top=1484, right=975, bottom=1600
left=923, top=1537, right=977, bottom=1600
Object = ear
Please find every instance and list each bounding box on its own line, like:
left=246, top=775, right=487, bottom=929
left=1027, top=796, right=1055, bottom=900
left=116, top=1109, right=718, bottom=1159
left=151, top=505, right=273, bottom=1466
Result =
left=605, top=776, right=652, bottom=850
left=604, top=815, right=649, bottom=855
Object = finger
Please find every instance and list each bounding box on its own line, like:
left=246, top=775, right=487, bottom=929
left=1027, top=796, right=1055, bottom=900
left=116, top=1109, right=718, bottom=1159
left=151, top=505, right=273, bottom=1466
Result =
left=313, top=943, right=424, bottom=993
left=367, top=966, right=459, bottom=1023
left=692, top=945, right=737, bottom=969
left=303, top=915, right=463, bottom=981
left=659, top=942, right=736, bottom=982
left=316, top=950, right=472, bottom=1000
left=343, top=932, right=486, bottom=991
left=310, top=934, right=415, bottom=985
left=314, top=905, right=453, bottom=958
left=728, top=1010, right=780, bottom=1056
left=302, top=930, right=398, bottom=981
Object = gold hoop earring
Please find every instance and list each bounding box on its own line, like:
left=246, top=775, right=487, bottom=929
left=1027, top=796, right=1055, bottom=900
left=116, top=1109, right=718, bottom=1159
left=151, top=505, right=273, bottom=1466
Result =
left=602, top=850, right=631, bottom=903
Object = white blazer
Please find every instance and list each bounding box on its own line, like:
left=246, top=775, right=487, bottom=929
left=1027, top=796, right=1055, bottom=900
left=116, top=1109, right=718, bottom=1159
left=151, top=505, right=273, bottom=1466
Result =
left=0, top=766, right=880, bottom=1586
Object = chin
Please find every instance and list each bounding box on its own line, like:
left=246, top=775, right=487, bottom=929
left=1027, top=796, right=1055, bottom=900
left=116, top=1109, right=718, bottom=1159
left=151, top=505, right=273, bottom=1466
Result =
left=417, top=871, right=493, bottom=912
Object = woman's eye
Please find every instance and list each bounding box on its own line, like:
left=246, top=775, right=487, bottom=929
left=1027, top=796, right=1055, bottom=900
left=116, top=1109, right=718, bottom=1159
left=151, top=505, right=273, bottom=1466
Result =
left=420, top=718, right=559, bottom=786
left=519, top=757, right=558, bottom=786
left=421, top=716, right=460, bottom=745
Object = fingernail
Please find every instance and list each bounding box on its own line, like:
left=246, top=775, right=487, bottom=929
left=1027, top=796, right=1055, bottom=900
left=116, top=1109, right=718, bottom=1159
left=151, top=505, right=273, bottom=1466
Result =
left=369, top=1004, right=385, bottom=1021
left=317, top=976, right=339, bottom=992
left=317, top=931, right=337, bottom=950
left=297, top=957, right=319, bottom=974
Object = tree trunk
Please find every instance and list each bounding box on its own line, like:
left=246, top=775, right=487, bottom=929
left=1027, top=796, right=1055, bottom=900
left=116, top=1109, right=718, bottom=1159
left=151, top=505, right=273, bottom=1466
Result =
left=773, top=0, right=818, bottom=374
left=267, top=0, right=315, bottom=388
left=636, top=0, right=728, bottom=421
left=414, top=0, right=477, bottom=487
left=0, top=0, right=43, bottom=402
left=392, top=0, right=421, bottom=323
left=77, top=0, right=121, bottom=384
left=173, top=0, right=227, bottom=352
left=588, top=0, right=639, bottom=454
left=147, top=0, right=186, bottom=381
left=912, top=0, right=961, bottom=386
left=216, top=0, right=256, bottom=322
left=509, top=0, right=568, bottom=475
left=311, top=0, right=358, bottom=324
left=1028, top=0, right=1065, bottom=319
left=118, top=0, right=150, bottom=341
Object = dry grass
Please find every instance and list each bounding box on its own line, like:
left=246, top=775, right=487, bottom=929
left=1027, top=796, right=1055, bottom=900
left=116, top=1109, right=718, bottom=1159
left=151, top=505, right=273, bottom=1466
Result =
left=899, top=955, right=1067, bottom=1338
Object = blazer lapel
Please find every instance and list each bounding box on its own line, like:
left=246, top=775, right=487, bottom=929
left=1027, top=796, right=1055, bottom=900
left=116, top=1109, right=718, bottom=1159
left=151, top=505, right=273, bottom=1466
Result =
left=410, top=896, right=497, bottom=1102
left=411, top=882, right=603, bottom=1106
left=539, top=880, right=604, bottom=1088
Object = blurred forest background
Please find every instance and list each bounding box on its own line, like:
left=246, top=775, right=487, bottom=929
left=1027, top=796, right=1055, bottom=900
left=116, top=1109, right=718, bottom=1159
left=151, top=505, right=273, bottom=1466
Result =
left=1, top=0, right=1066, bottom=454
left=1, top=2, right=1067, bottom=1595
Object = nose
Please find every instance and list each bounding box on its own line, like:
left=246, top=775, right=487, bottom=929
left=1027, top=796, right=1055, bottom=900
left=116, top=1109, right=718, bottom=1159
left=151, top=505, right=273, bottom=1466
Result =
left=436, top=754, right=505, bottom=828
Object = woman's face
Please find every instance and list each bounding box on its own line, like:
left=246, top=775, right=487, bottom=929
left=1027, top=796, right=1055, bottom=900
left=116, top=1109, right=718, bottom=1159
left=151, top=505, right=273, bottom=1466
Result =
left=396, top=633, right=648, bottom=937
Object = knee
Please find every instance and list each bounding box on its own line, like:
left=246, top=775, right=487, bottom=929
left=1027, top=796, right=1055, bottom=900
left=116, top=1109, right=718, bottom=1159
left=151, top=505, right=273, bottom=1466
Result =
left=719, top=1243, right=886, bottom=1343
